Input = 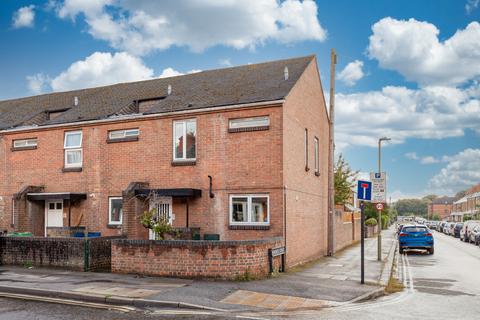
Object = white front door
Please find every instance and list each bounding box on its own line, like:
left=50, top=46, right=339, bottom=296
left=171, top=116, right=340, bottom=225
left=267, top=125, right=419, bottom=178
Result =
left=45, top=201, right=63, bottom=235
left=149, top=196, right=173, bottom=240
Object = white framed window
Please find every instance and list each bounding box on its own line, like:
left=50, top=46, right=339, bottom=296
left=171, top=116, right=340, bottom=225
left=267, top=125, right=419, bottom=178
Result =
left=108, top=197, right=123, bottom=225
left=13, top=138, right=37, bottom=148
left=314, top=137, right=319, bottom=174
left=173, top=119, right=196, bottom=161
left=108, top=128, right=139, bottom=140
left=229, top=194, right=269, bottom=225
left=304, top=128, right=309, bottom=171
left=64, top=131, right=82, bottom=168
left=229, top=116, right=269, bottom=130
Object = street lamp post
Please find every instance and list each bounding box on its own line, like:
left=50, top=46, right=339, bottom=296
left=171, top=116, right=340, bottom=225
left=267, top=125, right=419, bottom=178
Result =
left=377, top=137, right=391, bottom=261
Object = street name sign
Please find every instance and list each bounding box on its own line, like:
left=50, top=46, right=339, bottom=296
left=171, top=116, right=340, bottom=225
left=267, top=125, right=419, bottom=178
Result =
left=370, top=172, right=386, bottom=203
left=357, top=180, right=372, bottom=201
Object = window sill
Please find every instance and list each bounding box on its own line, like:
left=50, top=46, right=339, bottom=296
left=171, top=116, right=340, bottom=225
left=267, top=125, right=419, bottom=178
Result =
left=107, top=224, right=122, bottom=229
left=228, top=126, right=269, bottom=133
left=229, top=225, right=270, bottom=230
left=11, top=146, right=37, bottom=152
left=171, top=160, right=196, bottom=166
left=106, top=136, right=139, bottom=144
left=63, top=167, right=82, bottom=172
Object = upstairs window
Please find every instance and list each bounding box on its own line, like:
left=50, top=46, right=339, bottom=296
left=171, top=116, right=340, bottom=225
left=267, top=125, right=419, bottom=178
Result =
left=173, top=119, right=196, bottom=161
left=314, top=137, right=319, bottom=175
left=108, top=128, right=139, bottom=141
left=229, top=116, right=269, bottom=132
left=12, top=138, right=37, bottom=150
left=64, top=131, right=82, bottom=168
left=109, top=197, right=123, bottom=225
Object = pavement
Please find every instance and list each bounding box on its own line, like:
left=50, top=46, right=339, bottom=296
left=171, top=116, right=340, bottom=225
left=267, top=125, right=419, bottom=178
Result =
left=0, top=228, right=397, bottom=313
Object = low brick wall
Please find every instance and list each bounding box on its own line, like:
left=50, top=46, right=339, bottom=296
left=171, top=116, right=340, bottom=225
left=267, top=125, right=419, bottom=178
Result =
left=46, top=226, right=86, bottom=238
left=111, top=237, right=283, bottom=280
left=0, top=236, right=123, bottom=271
left=334, top=211, right=361, bottom=252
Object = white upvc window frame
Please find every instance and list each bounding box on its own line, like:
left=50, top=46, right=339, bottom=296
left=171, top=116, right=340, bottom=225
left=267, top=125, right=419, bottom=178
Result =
left=172, top=119, right=196, bottom=161
left=229, top=116, right=270, bottom=130
left=13, top=138, right=37, bottom=148
left=64, top=130, right=83, bottom=168
left=108, top=196, right=123, bottom=225
left=108, top=128, right=139, bottom=140
left=229, top=194, right=270, bottom=226
left=314, top=136, right=319, bottom=174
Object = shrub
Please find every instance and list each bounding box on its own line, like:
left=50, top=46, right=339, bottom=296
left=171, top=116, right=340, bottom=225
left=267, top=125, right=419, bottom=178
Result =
left=365, top=217, right=378, bottom=226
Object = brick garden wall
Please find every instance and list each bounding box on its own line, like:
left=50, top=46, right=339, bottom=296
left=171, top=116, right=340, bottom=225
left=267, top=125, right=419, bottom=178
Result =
left=334, top=211, right=361, bottom=252
left=0, top=236, right=121, bottom=271
left=111, top=237, right=283, bottom=280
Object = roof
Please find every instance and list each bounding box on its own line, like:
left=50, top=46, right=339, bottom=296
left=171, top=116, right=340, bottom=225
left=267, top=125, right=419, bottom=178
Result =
left=431, top=196, right=456, bottom=204
left=0, top=55, right=315, bottom=131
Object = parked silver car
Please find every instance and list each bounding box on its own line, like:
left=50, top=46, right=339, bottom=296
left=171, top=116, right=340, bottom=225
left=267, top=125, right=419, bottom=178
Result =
left=460, top=220, right=480, bottom=242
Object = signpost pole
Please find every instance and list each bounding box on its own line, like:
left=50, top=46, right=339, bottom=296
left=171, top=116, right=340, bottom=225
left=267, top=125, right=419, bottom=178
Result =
left=360, top=201, right=365, bottom=284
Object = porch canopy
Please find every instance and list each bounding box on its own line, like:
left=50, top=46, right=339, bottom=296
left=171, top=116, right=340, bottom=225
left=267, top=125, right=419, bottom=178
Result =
left=26, top=192, right=87, bottom=201
left=134, top=188, right=201, bottom=198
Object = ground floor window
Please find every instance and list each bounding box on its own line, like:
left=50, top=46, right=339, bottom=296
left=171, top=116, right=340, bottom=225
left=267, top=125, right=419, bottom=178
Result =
left=229, top=194, right=269, bottom=225
left=109, top=197, right=123, bottom=225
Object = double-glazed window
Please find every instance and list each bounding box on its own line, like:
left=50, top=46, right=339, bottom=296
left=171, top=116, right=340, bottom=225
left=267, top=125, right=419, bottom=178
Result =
left=64, top=131, right=82, bottom=168
left=314, top=137, right=319, bottom=174
left=173, top=119, right=196, bottom=161
left=230, top=194, right=269, bottom=225
left=12, top=138, right=37, bottom=149
left=108, top=197, right=123, bottom=225
left=108, top=128, right=139, bottom=140
left=229, top=116, right=269, bottom=131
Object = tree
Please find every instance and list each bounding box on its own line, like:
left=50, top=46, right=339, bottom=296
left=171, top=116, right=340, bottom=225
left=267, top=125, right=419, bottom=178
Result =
left=395, top=198, right=429, bottom=217
left=334, top=154, right=358, bottom=205
left=455, top=189, right=467, bottom=199
left=422, top=194, right=438, bottom=202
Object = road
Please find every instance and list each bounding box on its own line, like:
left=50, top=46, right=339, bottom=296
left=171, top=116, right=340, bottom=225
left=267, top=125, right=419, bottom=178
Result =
left=1, top=231, right=479, bottom=320
left=299, top=230, right=480, bottom=319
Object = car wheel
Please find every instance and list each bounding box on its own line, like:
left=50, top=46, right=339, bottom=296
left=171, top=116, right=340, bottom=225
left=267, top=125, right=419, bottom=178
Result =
left=429, top=248, right=434, bottom=255
left=399, top=247, right=404, bottom=254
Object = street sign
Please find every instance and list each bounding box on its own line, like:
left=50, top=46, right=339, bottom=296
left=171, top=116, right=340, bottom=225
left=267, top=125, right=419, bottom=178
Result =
left=376, top=203, right=384, bottom=210
left=370, top=172, right=386, bottom=203
left=357, top=180, right=372, bottom=201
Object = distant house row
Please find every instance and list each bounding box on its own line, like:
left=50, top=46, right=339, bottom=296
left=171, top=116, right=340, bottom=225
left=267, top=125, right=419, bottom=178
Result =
left=428, top=184, right=480, bottom=222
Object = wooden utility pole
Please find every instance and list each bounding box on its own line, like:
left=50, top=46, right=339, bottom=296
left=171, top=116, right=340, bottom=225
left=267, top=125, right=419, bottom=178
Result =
left=327, top=49, right=337, bottom=256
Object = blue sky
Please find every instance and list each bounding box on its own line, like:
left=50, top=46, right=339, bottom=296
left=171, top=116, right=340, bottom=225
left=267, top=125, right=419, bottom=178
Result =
left=1, top=0, right=479, bottom=200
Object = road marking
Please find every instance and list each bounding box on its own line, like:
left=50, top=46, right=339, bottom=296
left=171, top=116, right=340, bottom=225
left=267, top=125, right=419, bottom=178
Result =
left=0, top=292, right=134, bottom=312
left=404, top=254, right=415, bottom=292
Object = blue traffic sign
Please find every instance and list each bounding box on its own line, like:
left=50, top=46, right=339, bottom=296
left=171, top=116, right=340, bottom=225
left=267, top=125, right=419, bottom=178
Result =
left=357, top=180, right=372, bottom=201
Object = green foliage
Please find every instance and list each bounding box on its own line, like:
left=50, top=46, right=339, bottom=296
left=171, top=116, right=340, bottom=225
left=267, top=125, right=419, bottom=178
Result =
left=365, top=217, right=378, bottom=226
left=334, top=154, right=358, bottom=205
left=422, top=194, right=438, bottom=202
left=431, top=214, right=441, bottom=221
left=235, top=268, right=253, bottom=281
left=381, top=214, right=389, bottom=229
left=141, top=208, right=176, bottom=240
left=394, top=198, right=429, bottom=218
left=464, top=215, right=473, bottom=222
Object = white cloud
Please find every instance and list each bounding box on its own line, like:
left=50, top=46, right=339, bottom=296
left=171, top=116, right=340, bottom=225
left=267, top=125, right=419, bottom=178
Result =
left=219, top=59, right=232, bottom=67
left=50, top=52, right=153, bottom=91
left=337, top=60, right=364, bottom=86
left=26, top=73, right=50, bottom=94
left=335, top=83, right=480, bottom=150
left=428, top=148, right=480, bottom=195
left=55, top=0, right=326, bottom=55
left=420, top=156, right=440, bottom=165
left=158, top=68, right=201, bottom=78
left=466, top=0, right=480, bottom=14
left=405, top=152, right=419, bottom=160
left=26, top=52, right=153, bottom=93
left=367, top=17, right=480, bottom=86
left=12, top=5, right=35, bottom=29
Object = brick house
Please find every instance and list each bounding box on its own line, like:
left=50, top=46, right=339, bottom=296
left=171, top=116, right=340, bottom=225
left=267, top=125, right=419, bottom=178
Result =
left=427, top=196, right=455, bottom=220
left=0, top=55, right=329, bottom=266
left=451, top=183, right=480, bottom=222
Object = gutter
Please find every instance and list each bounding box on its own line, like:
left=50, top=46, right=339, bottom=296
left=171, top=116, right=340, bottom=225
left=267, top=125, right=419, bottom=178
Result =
left=0, top=99, right=284, bottom=134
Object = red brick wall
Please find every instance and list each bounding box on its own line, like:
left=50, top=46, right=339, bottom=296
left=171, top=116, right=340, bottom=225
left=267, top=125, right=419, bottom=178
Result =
left=0, top=106, right=284, bottom=240
left=334, top=212, right=361, bottom=252
left=282, top=57, right=330, bottom=266
left=428, top=203, right=453, bottom=220
left=111, top=238, right=283, bottom=279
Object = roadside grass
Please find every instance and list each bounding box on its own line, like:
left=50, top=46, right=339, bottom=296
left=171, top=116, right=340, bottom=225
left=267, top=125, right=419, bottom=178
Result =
left=385, top=276, right=404, bottom=294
